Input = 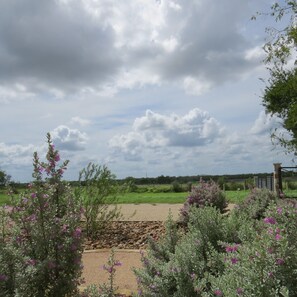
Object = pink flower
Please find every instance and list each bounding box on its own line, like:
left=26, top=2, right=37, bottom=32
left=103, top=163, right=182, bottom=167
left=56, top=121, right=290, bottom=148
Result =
left=277, top=207, right=282, bottom=214
left=231, top=257, right=239, bottom=265
left=236, top=287, right=243, bottom=295
left=275, top=234, right=282, bottom=240
left=31, top=192, right=37, bottom=198
left=73, top=227, right=82, bottom=238
left=26, top=259, right=37, bottom=266
left=225, top=244, right=239, bottom=253
left=54, top=154, right=60, bottom=162
left=214, top=289, right=223, bottom=296
left=114, top=260, right=122, bottom=267
left=263, top=217, right=276, bottom=224
left=276, top=258, right=285, bottom=265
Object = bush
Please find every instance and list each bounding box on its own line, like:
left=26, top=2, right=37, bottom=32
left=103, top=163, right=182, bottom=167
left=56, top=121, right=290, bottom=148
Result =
left=171, top=181, right=184, bottom=193
left=235, top=188, right=278, bottom=220
left=134, top=197, right=297, bottom=296
left=76, top=163, right=122, bottom=240
left=179, top=179, right=227, bottom=224
left=0, top=133, right=84, bottom=297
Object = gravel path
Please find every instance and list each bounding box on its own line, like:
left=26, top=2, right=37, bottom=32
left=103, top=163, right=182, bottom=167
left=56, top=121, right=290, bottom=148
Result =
left=81, top=203, right=236, bottom=295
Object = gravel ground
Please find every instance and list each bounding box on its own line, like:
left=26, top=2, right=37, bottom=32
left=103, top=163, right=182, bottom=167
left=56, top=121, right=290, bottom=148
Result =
left=81, top=203, right=236, bottom=295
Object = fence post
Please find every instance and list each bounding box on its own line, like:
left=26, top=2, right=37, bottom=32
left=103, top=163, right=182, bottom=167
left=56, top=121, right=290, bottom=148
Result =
left=273, top=163, right=282, bottom=198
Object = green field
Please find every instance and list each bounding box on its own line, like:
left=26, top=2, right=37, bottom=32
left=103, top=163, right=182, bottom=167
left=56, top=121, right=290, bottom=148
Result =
left=1, top=188, right=296, bottom=206
left=0, top=189, right=252, bottom=206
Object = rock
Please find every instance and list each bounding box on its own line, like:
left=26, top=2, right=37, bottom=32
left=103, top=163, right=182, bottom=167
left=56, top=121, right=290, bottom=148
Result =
left=83, top=221, right=166, bottom=250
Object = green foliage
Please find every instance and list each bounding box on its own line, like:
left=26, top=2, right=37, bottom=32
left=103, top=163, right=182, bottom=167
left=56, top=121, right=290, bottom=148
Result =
left=235, top=188, right=278, bottom=220
left=134, top=195, right=297, bottom=296
left=0, top=169, right=11, bottom=188
left=76, top=163, right=122, bottom=240
left=259, top=1, right=297, bottom=153
left=0, top=133, right=83, bottom=297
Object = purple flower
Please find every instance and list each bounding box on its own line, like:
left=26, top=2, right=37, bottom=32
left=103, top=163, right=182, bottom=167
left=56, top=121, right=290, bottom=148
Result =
left=0, top=274, right=8, bottom=281
left=276, top=258, right=285, bottom=265
left=26, top=259, right=37, bottom=266
left=214, top=289, right=223, bottom=296
left=114, top=260, right=122, bottom=267
left=277, top=207, right=283, bottom=214
left=73, top=227, right=82, bottom=238
left=54, top=154, right=60, bottom=162
left=31, top=192, right=37, bottom=198
left=236, top=287, right=243, bottom=295
left=275, top=234, right=282, bottom=240
left=263, top=217, right=276, bottom=224
left=231, top=257, right=239, bottom=265
left=225, top=244, right=239, bottom=253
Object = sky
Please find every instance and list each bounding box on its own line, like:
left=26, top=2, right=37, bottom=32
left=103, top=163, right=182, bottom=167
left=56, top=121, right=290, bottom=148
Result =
left=0, top=0, right=295, bottom=182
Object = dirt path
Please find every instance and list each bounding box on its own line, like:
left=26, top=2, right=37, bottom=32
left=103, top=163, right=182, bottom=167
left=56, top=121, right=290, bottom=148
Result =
left=81, top=203, right=236, bottom=295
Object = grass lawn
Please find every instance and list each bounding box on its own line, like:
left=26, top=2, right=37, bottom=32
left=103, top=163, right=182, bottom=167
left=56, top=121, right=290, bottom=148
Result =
left=1, top=188, right=296, bottom=206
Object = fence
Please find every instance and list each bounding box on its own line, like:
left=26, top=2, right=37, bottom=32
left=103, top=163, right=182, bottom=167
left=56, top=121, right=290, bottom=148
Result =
left=254, top=175, right=274, bottom=191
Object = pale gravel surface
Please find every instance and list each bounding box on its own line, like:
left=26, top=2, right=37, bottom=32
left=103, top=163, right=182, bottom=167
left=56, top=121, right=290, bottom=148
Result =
left=82, top=203, right=236, bottom=295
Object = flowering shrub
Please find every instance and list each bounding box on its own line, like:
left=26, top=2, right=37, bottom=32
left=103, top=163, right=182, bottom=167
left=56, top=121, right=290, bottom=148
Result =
left=180, top=179, right=227, bottom=224
left=0, top=133, right=84, bottom=297
left=135, top=196, right=297, bottom=296
left=235, top=188, right=277, bottom=220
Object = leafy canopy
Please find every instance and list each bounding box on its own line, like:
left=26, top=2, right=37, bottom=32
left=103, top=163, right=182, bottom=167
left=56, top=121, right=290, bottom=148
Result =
left=261, top=1, right=297, bottom=153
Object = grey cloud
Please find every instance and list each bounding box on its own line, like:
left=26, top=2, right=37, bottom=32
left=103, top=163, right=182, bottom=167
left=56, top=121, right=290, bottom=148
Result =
left=0, top=0, right=120, bottom=93
left=0, top=0, right=265, bottom=99
left=51, top=125, right=88, bottom=151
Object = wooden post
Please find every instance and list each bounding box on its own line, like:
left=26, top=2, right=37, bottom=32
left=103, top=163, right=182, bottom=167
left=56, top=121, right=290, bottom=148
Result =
left=273, top=163, right=282, bottom=198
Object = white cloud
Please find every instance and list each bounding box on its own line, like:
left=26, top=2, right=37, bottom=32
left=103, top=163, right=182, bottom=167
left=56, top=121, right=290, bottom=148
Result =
left=51, top=125, right=88, bottom=151
left=250, top=111, right=282, bottom=135
left=109, top=108, right=224, bottom=161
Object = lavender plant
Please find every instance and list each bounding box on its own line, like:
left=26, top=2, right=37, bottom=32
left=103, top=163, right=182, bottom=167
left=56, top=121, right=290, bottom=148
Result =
left=180, top=179, right=227, bottom=224
left=0, top=133, right=84, bottom=297
left=135, top=195, right=297, bottom=296
left=81, top=249, right=122, bottom=297
left=235, top=188, right=277, bottom=220
left=209, top=202, right=297, bottom=296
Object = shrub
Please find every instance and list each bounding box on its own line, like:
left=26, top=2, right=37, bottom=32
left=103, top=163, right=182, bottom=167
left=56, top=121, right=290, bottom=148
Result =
left=76, top=163, right=122, bottom=240
left=235, top=188, right=278, bottom=220
left=209, top=202, right=297, bottom=296
left=179, top=179, right=227, bottom=224
left=134, top=207, right=241, bottom=297
left=134, top=199, right=297, bottom=296
left=0, top=134, right=84, bottom=297
left=171, top=181, right=183, bottom=193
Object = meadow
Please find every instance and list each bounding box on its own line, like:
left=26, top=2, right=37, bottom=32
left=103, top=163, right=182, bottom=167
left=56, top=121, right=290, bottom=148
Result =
left=1, top=186, right=296, bottom=206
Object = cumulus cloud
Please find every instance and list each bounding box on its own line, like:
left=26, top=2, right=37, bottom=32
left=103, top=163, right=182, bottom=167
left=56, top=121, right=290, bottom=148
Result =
left=250, top=111, right=282, bottom=135
left=51, top=125, right=88, bottom=151
left=109, top=108, right=224, bottom=160
left=0, top=0, right=264, bottom=100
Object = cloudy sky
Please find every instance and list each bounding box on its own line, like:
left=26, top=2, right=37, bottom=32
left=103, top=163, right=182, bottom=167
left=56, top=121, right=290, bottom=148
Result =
left=0, top=0, right=294, bottom=182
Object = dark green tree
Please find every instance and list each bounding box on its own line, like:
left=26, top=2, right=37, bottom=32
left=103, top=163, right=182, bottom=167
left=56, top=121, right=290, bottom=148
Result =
left=260, top=1, right=297, bottom=153
left=0, top=169, right=11, bottom=188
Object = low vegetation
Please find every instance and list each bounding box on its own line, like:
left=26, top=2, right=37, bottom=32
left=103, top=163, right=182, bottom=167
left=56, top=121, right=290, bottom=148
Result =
left=1, top=134, right=297, bottom=296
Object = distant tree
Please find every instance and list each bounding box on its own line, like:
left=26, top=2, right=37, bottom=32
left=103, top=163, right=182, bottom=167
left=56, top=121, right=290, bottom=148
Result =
left=0, top=169, right=11, bottom=187
left=259, top=1, right=297, bottom=153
